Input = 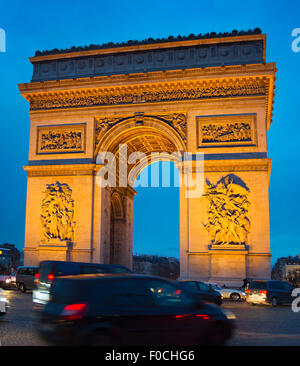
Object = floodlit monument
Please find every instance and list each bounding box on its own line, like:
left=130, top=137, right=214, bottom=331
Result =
left=19, top=29, right=276, bottom=286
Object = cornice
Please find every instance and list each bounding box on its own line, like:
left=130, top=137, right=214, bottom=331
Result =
left=19, top=65, right=276, bottom=128
left=203, top=158, right=272, bottom=176
left=19, top=63, right=276, bottom=93
left=23, top=164, right=98, bottom=177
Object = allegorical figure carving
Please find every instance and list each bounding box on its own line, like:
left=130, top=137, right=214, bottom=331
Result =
left=40, top=182, right=76, bottom=242
left=203, top=174, right=250, bottom=245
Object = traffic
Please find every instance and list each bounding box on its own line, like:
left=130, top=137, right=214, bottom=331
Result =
left=0, top=260, right=298, bottom=346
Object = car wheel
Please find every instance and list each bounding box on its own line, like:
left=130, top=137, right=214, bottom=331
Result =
left=271, top=297, right=278, bottom=307
left=89, top=331, right=113, bottom=346
left=19, top=283, right=26, bottom=293
left=230, top=293, right=240, bottom=301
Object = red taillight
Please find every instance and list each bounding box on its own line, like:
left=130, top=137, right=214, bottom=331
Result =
left=174, top=314, right=210, bottom=320
left=195, top=314, right=210, bottom=320
left=246, top=289, right=251, bottom=293
left=260, top=290, right=268, bottom=295
left=48, top=273, right=54, bottom=281
left=34, top=273, right=40, bottom=285
left=61, top=303, right=88, bottom=320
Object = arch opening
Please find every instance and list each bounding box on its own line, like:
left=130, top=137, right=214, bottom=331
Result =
left=132, top=160, right=180, bottom=280
left=98, top=120, right=184, bottom=276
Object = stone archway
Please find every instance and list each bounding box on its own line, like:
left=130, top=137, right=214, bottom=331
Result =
left=20, top=30, right=276, bottom=286
left=96, top=115, right=186, bottom=269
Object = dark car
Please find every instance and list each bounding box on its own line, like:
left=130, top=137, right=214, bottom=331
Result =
left=180, top=280, right=222, bottom=305
left=246, top=280, right=294, bottom=307
left=38, top=274, right=235, bottom=346
left=16, top=266, right=39, bottom=292
left=32, top=260, right=132, bottom=305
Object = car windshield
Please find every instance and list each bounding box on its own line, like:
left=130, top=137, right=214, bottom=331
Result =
left=146, top=280, right=196, bottom=307
left=112, top=267, right=131, bottom=273
left=248, top=281, right=266, bottom=290
left=211, top=284, right=222, bottom=291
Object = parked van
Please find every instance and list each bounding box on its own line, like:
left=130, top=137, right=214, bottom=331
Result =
left=16, top=266, right=39, bottom=293
left=33, top=260, right=132, bottom=305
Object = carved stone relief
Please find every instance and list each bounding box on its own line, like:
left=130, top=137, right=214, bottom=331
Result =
left=37, top=124, right=86, bottom=154
left=203, top=174, right=250, bottom=245
left=40, top=182, right=76, bottom=242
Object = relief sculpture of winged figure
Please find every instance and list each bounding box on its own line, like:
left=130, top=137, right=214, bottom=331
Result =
left=40, top=182, right=76, bottom=242
left=203, top=174, right=250, bottom=245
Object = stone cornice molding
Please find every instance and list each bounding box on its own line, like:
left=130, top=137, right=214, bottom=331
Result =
left=19, top=65, right=276, bottom=128
left=23, top=164, right=98, bottom=177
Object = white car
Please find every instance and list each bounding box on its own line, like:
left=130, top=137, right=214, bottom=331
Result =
left=207, top=283, right=246, bottom=301
left=0, top=288, right=8, bottom=316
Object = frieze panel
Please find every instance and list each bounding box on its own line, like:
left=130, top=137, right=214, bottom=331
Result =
left=28, top=78, right=267, bottom=111
left=197, top=114, right=256, bottom=147
left=37, top=124, right=86, bottom=154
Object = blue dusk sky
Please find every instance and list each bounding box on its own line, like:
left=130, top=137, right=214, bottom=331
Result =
left=0, top=0, right=299, bottom=267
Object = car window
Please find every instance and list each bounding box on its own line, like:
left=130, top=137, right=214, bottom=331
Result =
left=80, top=265, right=109, bottom=274
left=197, top=282, right=210, bottom=292
left=268, top=281, right=289, bottom=290
left=40, top=262, right=54, bottom=282
left=51, top=279, right=89, bottom=304
left=27, top=268, right=38, bottom=276
left=283, top=282, right=293, bottom=291
left=18, top=268, right=24, bottom=275
left=55, top=262, right=80, bottom=276
left=181, top=281, right=198, bottom=291
left=112, top=266, right=131, bottom=273
left=146, top=280, right=195, bottom=307
left=249, top=281, right=266, bottom=290
left=102, top=279, right=152, bottom=307
left=211, top=284, right=222, bottom=291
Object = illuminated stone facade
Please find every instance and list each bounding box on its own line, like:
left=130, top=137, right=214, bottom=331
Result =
left=19, top=30, right=276, bottom=286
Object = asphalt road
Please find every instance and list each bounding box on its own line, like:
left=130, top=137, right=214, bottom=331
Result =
left=0, top=288, right=300, bottom=346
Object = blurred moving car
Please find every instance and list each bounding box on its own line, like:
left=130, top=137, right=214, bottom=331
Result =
left=207, top=283, right=246, bottom=302
left=0, top=274, right=16, bottom=289
left=246, top=280, right=294, bottom=307
left=179, top=280, right=222, bottom=305
left=38, top=274, right=235, bottom=346
left=33, top=260, right=132, bottom=306
left=0, top=288, right=8, bottom=316
left=16, top=266, right=39, bottom=293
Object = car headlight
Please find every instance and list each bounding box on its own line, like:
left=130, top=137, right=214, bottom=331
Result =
left=223, top=309, right=236, bottom=320
left=5, top=278, right=11, bottom=283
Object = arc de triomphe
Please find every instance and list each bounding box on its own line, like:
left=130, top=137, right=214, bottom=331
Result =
left=19, top=29, right=276, bottom=286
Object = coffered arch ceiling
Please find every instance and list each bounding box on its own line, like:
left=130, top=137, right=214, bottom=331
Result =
left=95, top=116, right=185, bottom=186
